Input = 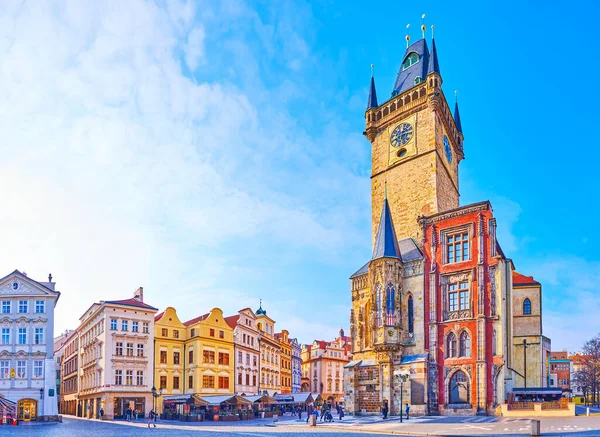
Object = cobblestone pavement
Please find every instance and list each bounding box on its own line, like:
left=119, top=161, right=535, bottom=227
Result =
left=2, top=415, right=600, bottom=437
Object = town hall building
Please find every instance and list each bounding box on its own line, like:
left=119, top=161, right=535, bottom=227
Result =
left=344, top=32, right=548, bottom=415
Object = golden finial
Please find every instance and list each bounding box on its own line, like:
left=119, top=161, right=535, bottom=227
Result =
left=384, top=181, right=388, bottom=200
left=431, top=24, right=435, bottom=39
left=405, top=24, right=411, bottom=47
left=421, top=14, right=426, bottom=39
left=371, top=63, right=374, bottom=78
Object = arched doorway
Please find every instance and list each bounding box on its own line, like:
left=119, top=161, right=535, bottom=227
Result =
left=449, top=371, right=469, bottom=405
left=18, top=399, right=37, bottom=421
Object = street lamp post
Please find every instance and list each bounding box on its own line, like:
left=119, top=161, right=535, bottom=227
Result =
left=151, top=386, right=163, bottom=417
left=393, top=370, right=410, bottom=423
left=523, top=339, right=528, bottom=389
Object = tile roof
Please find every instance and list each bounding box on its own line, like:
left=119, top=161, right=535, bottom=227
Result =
left=183, top=313, right=209, bottom=327
left=372, top=197, right=400, bottom=260
left=350, top=261, right=369, bottom=278
left=392, top=38, right=430, bottom=97
left=427, top=38, right=440, bottom=76
left=104, top=298, right=158, bottom=311
left=154, top=311, right=164, bottom=322
left=367, top=76, right=378, bottom=109
left=224, top=315, right=239, bottom=330
left=512, top=271, right=540, bottom=286
left=398, top=238, right=423, bottom=262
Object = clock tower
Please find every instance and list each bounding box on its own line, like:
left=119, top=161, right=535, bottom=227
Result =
left=365, top=37, right=464, bottom=244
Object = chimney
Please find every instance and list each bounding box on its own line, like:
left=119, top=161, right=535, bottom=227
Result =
left=133, top=287, right=144, bottom=302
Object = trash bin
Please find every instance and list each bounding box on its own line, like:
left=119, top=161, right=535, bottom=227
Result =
left=530, top=419, right=540, bottom=436
left=261, top=412, right=265, bottom=419
left=309, top=415, right=316, bottom=426
left=273, top=414, right=278, bottom=422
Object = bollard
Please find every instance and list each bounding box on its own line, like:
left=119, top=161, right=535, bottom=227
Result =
left=309, top=415, right=316, bottom=426
left=273, top=414, right=278, bottom=423
left=587, top=407, right=590, bottom=416
left=530, top=419, right=540, bottom=436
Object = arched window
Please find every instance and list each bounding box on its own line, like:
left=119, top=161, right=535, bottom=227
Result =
left=375, top=284, right=383, bottom=327
left=449, top=370, right=469, bottom=404
left=385, top=283, right=395, bottom=325
left=523, top=298, right=532, bottom=315
left=402, top=52, right=419, bottom=70
left=459, top=331, right=471, bottom=357
left=408, top=295, right=414, bottom=334
left=446, top=332, right=457, bottom=358
left=492, top=330, right=497, bottom=356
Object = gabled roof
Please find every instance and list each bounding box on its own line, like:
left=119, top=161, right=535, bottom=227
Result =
left=512, top=271, right=540, bottom=287
left=0, top=270, right=61, bottom=303
left=372, top=197, right=400, bottom=260
left=104, top=298, right=158, bottom=311
left=184, top=313, right=209, bottom=327
left=224, top=315, right=239, bottom=330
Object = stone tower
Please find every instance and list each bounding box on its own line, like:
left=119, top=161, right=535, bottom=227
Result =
left=366, top=38, right=464, bottom=244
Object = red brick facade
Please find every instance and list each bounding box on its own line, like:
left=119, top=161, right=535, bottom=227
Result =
left=421, top=202, right=507, bottom=413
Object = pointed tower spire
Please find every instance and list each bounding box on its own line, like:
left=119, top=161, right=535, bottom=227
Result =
left=454, top=93, right=463, bottom=134
left=367, top=65, right=378, bottom=109
left=372, top=191, right=401, bottom=260
left=427, top=37, right=441, bottom=76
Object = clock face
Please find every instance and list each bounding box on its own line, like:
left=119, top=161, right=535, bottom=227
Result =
left=390, top=123, right=413, bottom=148
left=444, top=135, right=452, bottom=163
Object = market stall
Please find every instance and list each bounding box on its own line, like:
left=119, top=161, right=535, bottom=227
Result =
left=200, top=395, right=253, bottom=422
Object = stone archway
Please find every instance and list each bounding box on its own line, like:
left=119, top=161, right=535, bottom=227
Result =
left=18, top=398, right=37, bottom=421
left=449, top=371, right=469, bottom=404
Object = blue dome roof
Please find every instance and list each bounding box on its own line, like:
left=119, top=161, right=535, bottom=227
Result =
left=256, top=302, right=266, bottom=316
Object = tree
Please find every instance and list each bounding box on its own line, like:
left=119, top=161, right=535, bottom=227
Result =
left=576, top=334, right=600, bottom=407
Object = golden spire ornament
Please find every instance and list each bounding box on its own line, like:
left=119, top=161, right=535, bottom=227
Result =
left=406, top=24, right=411, bottom=47
left=431, top=24, right=435, bottom=39
left=421, top=14, right=426, bottom=39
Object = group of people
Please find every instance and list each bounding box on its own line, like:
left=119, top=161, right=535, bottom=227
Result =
left=124, top=407, right=140, bottom=421
left=304, top=403, right=344, bottom=423
left=381, top=401, right=410, bottom=420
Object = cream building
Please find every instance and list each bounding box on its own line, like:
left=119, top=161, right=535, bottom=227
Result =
left=255, top=302, right=280, bottom=395
left=75, top=287, right=157, bottom=419
left=225, top=308, right=260, bottom=395
left=0, top=270, right=60, bottom=421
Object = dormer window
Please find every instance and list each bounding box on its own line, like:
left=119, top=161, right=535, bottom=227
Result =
left=402, top=52, right=419, bottom=70
left=414, top=76, right=422, bottom=85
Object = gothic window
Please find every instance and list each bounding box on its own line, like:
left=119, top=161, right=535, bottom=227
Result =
left=446, top=232, right=469, bottom=263
left=402, top=52, right=419, bottom=70
left=492, top=330, right=497, bottom=356
left=523, top=298, right=532, bottom=315
left=448, top=281, right=469, bottom=313
left=385, top=283, right=395, bottom=325
left=449, top=370, right=469, bottom=404
left=459, top=331, right=471, bottom=357
left=375, top=284, right=383, bottom=327
left=446, top=332, right=457, bottom=358
left=408, top=295, right=414, bottom=334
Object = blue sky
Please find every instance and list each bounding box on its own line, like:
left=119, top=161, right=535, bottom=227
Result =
left=0, top=0, right=597, bottom=351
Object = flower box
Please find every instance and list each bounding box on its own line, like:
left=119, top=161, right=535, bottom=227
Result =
left=219, top=415, right=239, bottom=422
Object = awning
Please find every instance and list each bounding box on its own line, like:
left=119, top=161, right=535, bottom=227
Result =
left=512, top=388, right=563, bottom=395
left=311, top=393, right=323, bottom=403
left=192, top=395, right=209, bottom=406
left=359, top=359, right=376, bottom=367
left=0, top=397, right=16, bottom=415
left=344, top=360, right=361, bottom=368
left=291, top=392, right=313, bottom=404
left=242, top=395, right=277, bottom=404
left=163, top=395, right=193, bottom=405
left=200, top=395, right=253, bottom=406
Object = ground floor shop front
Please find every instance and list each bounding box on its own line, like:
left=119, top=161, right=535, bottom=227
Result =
left=77, top=392, right=152, bottom=420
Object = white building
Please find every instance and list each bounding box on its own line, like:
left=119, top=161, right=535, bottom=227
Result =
left=0, top=270, right=60, bottom=421
left=225, top=308, right=260, bottom=395
left=75, top=287, right=157, bottom=420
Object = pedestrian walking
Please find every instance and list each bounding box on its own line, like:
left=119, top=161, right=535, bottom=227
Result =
left=298, top=408, right=302, bottom=420
left=135, top=409, right=139, bottom=421
left=405, top=403, right=410, bottom=420
left=306, top=404, right=313, bottom=423
left=338, top=405, right=344, bottom=421
left=313, top=407, right=319, bottom=423
left=99, top=409, right=104, bottom=419
left=148, top=409, right=156, bottom=428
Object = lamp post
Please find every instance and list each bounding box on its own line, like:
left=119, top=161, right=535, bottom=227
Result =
left=393, top=370, right=410, bottom=423
left=151, top=386, right=163, bottom=417
left=523, top=339, right=528, bottom=389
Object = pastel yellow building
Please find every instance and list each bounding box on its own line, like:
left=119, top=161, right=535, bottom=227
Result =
left=154, top=307, right=235, bottom=413
left=275, top=330, right=292, bottom=394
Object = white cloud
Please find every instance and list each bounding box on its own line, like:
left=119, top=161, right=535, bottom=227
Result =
left=0, top=0, right=366, bottom=339
left=184, top=27, right=205, bottom=70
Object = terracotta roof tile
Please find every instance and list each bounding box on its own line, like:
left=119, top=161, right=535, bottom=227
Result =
left=183, top=313, right=209, bottom=327
left=104, top=298, right=158, bottom=311
left=224, top=315, right=239, bottom=330
left=154, top=311, right=164, bottom=322
left=512, top=271, right=540, bottom=286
